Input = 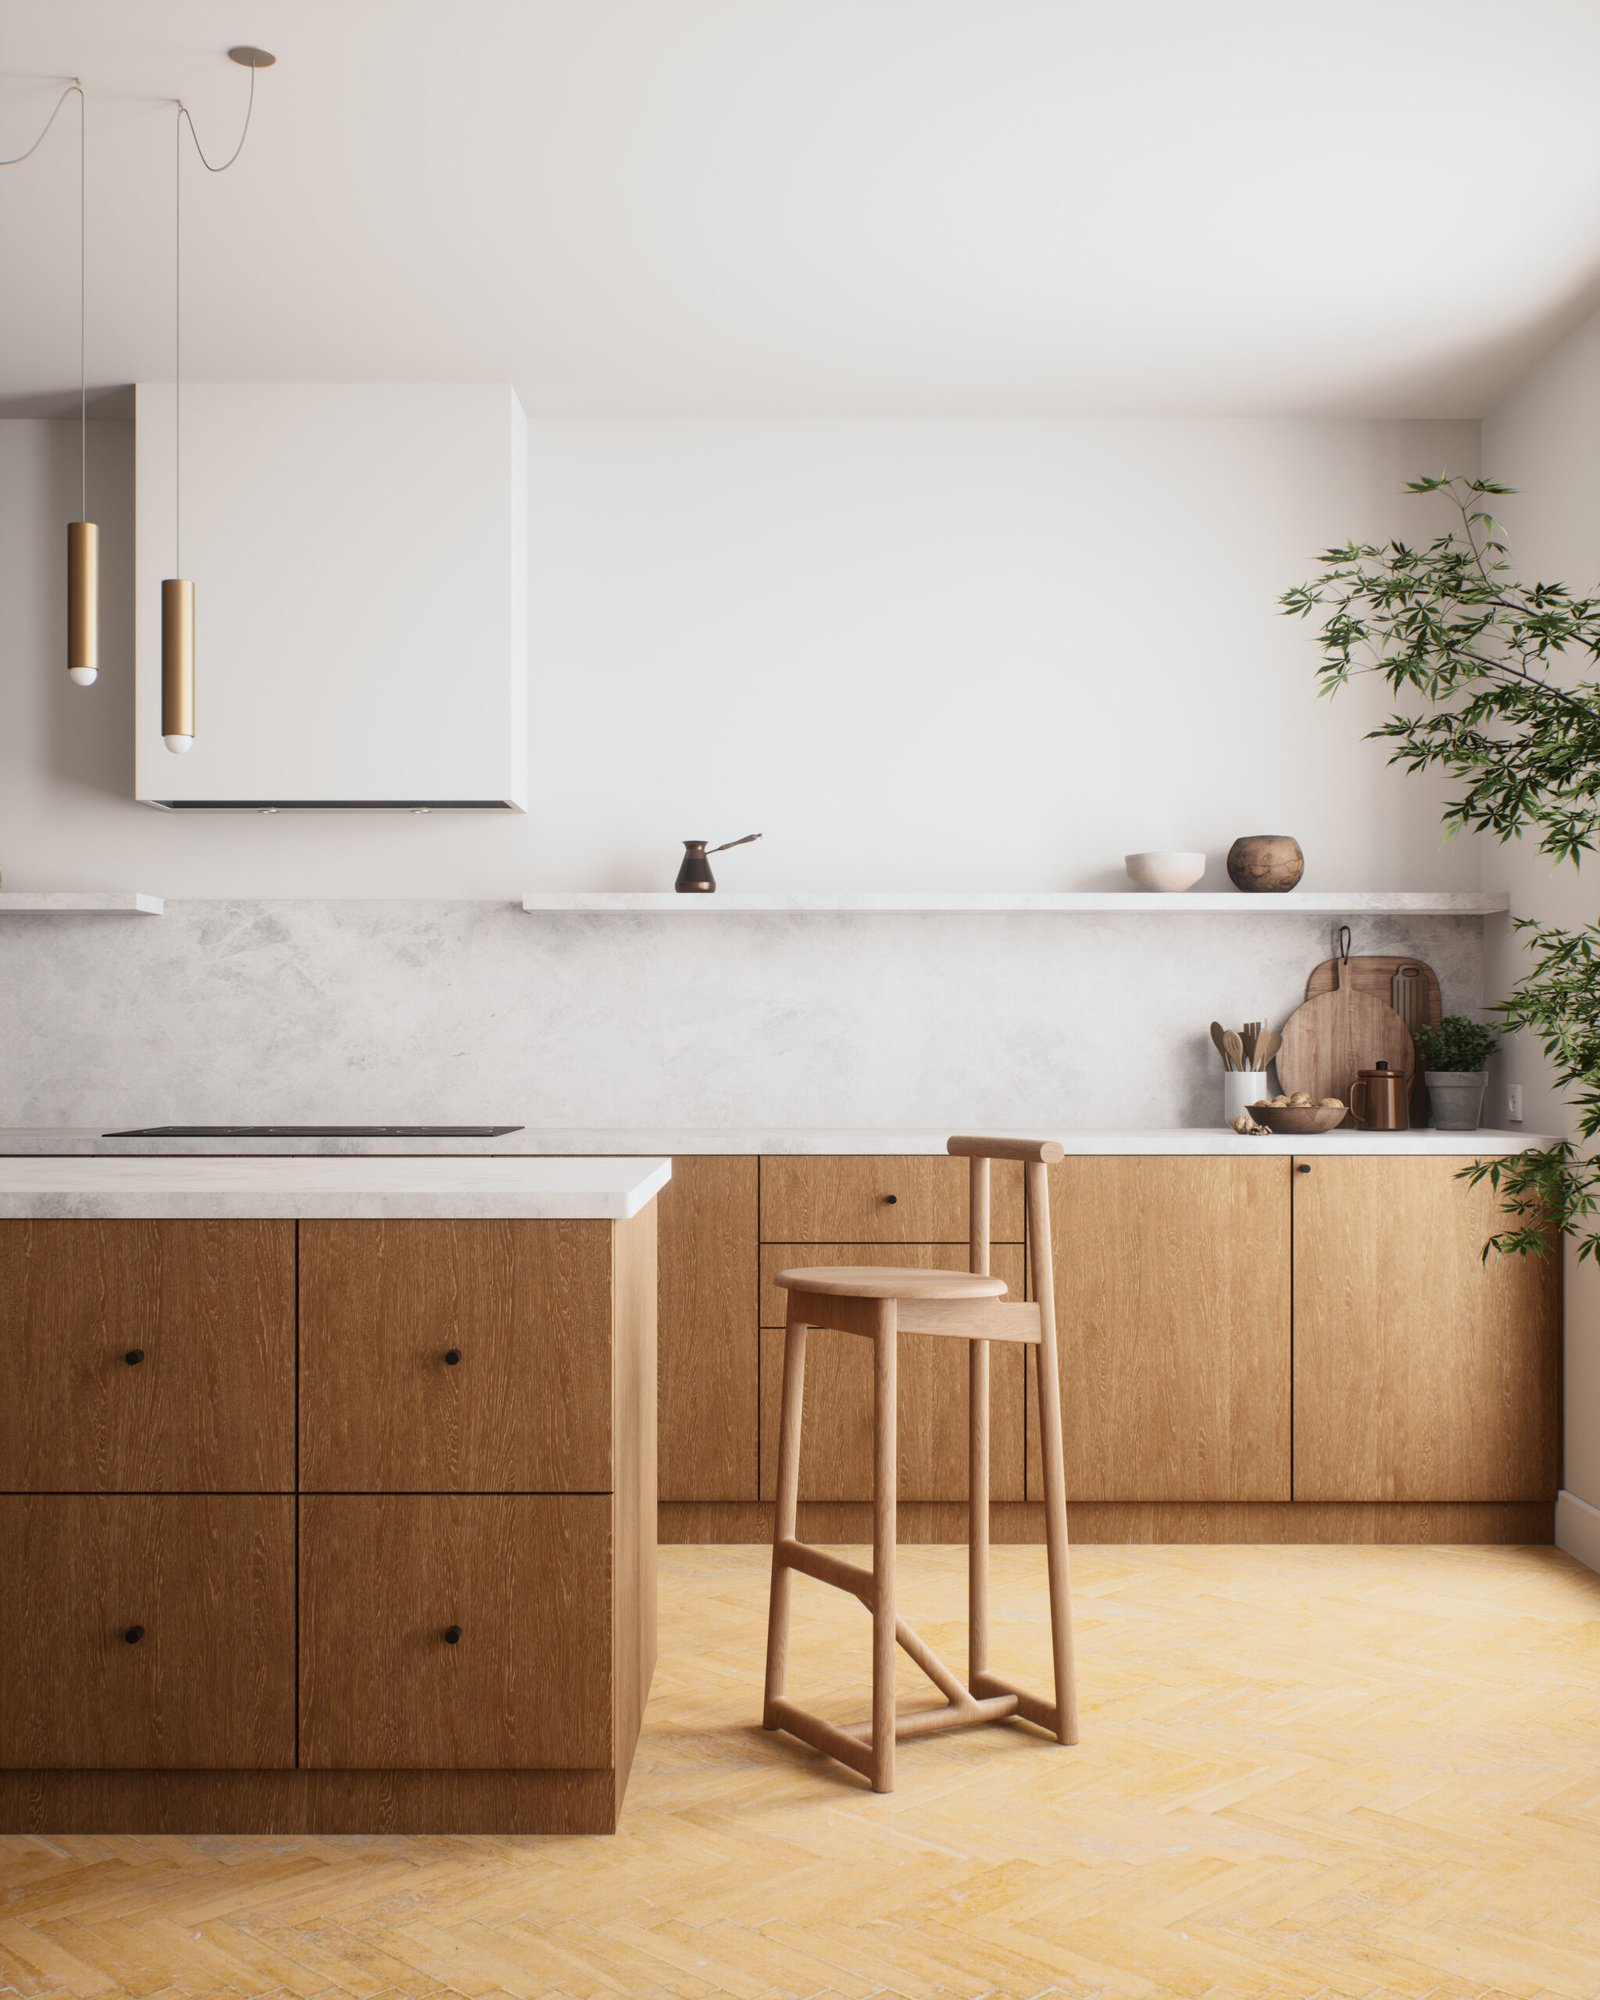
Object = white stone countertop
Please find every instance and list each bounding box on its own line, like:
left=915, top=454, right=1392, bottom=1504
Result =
left=0, top=1126, right=1556, bottom=1159
left=0, top=1155, right=673, bottom=1220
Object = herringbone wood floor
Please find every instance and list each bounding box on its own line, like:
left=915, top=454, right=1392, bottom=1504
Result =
left=1, top=1542, right=1598, bottom=2000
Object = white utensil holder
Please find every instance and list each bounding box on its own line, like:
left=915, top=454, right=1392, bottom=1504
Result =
left=1223, top=1071, right=1271, bottom=1126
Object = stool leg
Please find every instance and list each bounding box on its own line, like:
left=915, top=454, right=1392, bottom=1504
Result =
left=1028, top=1161, right=1078, bottom=1746
left=870, top=1302, right=897, bottom=1793
left=968, top=1336, right=990, bottom=1685
left=764, top=1312, right=808, bottom=1728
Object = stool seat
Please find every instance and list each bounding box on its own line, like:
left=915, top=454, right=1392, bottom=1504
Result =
left=776, top=1265, right=1008, bottom=1301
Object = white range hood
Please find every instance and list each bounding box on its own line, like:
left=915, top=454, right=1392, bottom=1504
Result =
left=134, top=383, right=527, bottom=809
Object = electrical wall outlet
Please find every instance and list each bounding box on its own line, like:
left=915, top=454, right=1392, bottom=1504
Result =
left=1508, top=1083, right=1524, bottom=1123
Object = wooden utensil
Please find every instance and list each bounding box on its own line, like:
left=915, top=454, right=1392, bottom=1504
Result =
left=1278, top=947, right=1413, bottom=1106
left=1253, top=1027, right=1281, bottom=1073
left=1224, top=1029, right=1245, bottom=1073
left=1211, top=1022, right=1231, bottom=1067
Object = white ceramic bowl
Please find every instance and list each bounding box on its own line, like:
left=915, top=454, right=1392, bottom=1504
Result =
left=1124, top=850, right=1206, bottom=893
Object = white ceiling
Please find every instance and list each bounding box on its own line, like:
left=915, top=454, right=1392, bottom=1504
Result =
left=3, top=0, right=1600, bottom=417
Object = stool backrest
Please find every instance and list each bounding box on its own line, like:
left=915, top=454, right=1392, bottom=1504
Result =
left=945, top=1134, right=1065, bottom=1298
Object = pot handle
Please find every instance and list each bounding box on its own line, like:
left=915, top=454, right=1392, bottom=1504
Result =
left=1349, top=1077, right=1369, bottom=1129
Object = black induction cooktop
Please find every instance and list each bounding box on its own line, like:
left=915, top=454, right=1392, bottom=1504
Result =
left=102, top=1125, right=525, bottom=1139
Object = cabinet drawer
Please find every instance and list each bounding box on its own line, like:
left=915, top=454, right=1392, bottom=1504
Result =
left=299, top=1220, right=615, bottom=1492
left=0, top=1221, right=295, bottom=1492
left=0, top=1497, right=295, bottom=1769
left=758, top=1324, right=1026, bottom=1503
left=300, top=1495, right=613, bottom=1769
left=760, top=1156, right=1022, bottom=1243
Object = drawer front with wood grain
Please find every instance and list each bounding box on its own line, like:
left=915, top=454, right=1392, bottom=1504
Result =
left=658, top=1157, right=759, bottom=1502
left=0, top=1497, right=295, bottom=1769
left=299, top=1495, right=613, bottom=1770
left=299, top=1220, right=615, bottom=1493
left=1292, top=1157, right=1561, bottom=1502
left=0, top=1220, right=295, bottom=1493
left=1026, top=1156, right=1292, bottom=1503
left=759, top=1156, right=1023, bottom=1244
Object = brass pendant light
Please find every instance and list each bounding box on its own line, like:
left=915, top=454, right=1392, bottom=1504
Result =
left=2, top=79, right=97, bottom=686
left=163, top=46, right=275, bottom=754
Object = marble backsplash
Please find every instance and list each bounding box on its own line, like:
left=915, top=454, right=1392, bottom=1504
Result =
left=0, top=901, right=1491, bottom=1132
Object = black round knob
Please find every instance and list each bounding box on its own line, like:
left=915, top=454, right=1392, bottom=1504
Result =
left=123, top=1348, right=145, bottom=1366
left=443, top=1624, right=462, bottom=1645
left=124, top=1624, right=145, bottom=1645
left=1296, top=1163, right=1312, bottom=1175
left=444, top=1348, right=462, bottom=1367
left=882, top=1193, right=898, bottom=1206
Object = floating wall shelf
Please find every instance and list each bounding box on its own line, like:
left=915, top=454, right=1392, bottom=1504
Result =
left=520, top=891, right=1510, bottom=916
left=0, top=893, right=165, bottom=915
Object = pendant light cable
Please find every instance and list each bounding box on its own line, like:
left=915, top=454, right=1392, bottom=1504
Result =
left=2, top=80, right=87, bottom=515
left=174, top=105, right=181, bottom=574
left=0, top=77, right=81, bottom=165
left=171, top=60, right=260, bottom=575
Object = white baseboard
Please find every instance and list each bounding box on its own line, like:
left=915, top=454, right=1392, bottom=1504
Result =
left=1555, top=1489, right=1600, bottom=1574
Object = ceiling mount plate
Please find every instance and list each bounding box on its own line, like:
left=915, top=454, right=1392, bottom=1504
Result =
left=228, top=45, right=277, bottom=68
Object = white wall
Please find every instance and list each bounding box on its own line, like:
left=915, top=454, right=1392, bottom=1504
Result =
left=1, top=414, right=1479, bottom=897
left=1482, top=315, right=1600, bottom=1561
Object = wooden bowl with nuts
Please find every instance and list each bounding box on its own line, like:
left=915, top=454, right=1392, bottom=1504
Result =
left=1248, top=1092, right=1348, bottom=1135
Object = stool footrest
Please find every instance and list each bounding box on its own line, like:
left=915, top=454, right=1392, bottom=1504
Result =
left=764, top=1697, right=875, bottom=1779
left=846, top=1691, right=1020, bottom=1743
left=776, top=1536, right=875, bottom=1608
left=971, top=1668, right=1067, bottom=1739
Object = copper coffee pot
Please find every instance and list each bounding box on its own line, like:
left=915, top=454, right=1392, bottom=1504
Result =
left=1350, top=1060, right=1409, bottom=1132
left=674, top=833, right=762, bottom=893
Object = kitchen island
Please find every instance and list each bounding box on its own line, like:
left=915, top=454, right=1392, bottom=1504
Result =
left=0, top=1155, right=667, bottom=1835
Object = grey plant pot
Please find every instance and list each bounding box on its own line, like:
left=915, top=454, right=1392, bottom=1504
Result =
left=1424, top=1070, right=1488, bottom=1132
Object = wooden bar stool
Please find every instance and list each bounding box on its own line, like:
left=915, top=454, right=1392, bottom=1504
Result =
left=762, top=1135, right=1077, bottom=1793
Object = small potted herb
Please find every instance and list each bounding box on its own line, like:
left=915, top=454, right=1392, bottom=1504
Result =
left=1414, top=1016, right=1499, bottom=1132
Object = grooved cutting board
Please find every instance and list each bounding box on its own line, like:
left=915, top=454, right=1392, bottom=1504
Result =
left=1304, top=954, right=1442, bottom=1028
left=1277, top=979, right=1414, bottom=1106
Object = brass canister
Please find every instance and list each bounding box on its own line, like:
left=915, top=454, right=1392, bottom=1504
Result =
left=1350, top=1061, right=1409, bottom=1132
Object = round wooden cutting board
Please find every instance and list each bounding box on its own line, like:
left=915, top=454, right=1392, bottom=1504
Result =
left=1277, top=984, right=1414, bottom=1105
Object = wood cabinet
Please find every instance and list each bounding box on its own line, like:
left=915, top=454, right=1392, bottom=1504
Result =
left=1292, top=1157, right=1561, bottom=1502
left=0, top=1497, right=294, bottom=1769
left=757, top=1242, right=1027, bottom=1502
left=666, top=1148, right=1555, bottom=1535
left=1026, top=1157, right=1291, bottom=1503
left=760, top=1155, right=1023, bottom=1244
left=300, top=1219, right=615, bottom=1492
left=2, top=1206, right=658, bottom=1835
left=300, top=1496, right=612, bottom=1769
left=657, top=1158, right=758, bottom=1502
left=0, top=1221, right=295, bottom=1492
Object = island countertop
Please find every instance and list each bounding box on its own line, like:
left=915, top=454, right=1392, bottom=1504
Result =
left=0, top=1154, right=672, bottom=1220
left=0, top=1126, right=1558, bottom=1159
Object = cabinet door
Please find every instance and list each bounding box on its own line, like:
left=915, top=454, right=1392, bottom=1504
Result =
left=0, top=1497, right=295, bottom=1769
left=1293, top=1157, right=1561, bottom=1501
left=760, top=1156, right=1023, bottom=1244
left=658, top=1157, right=758, bottom=1501
left=300, top=1220, right=614, bottom=1492
left=1027, top=1158, right=1291, bottom=1502
left=0, top=1220, right=295, bottom=1493
left=759, top=1242, right=1028, bottom=1502
left=299, top=1495, right=612, bottom=1769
